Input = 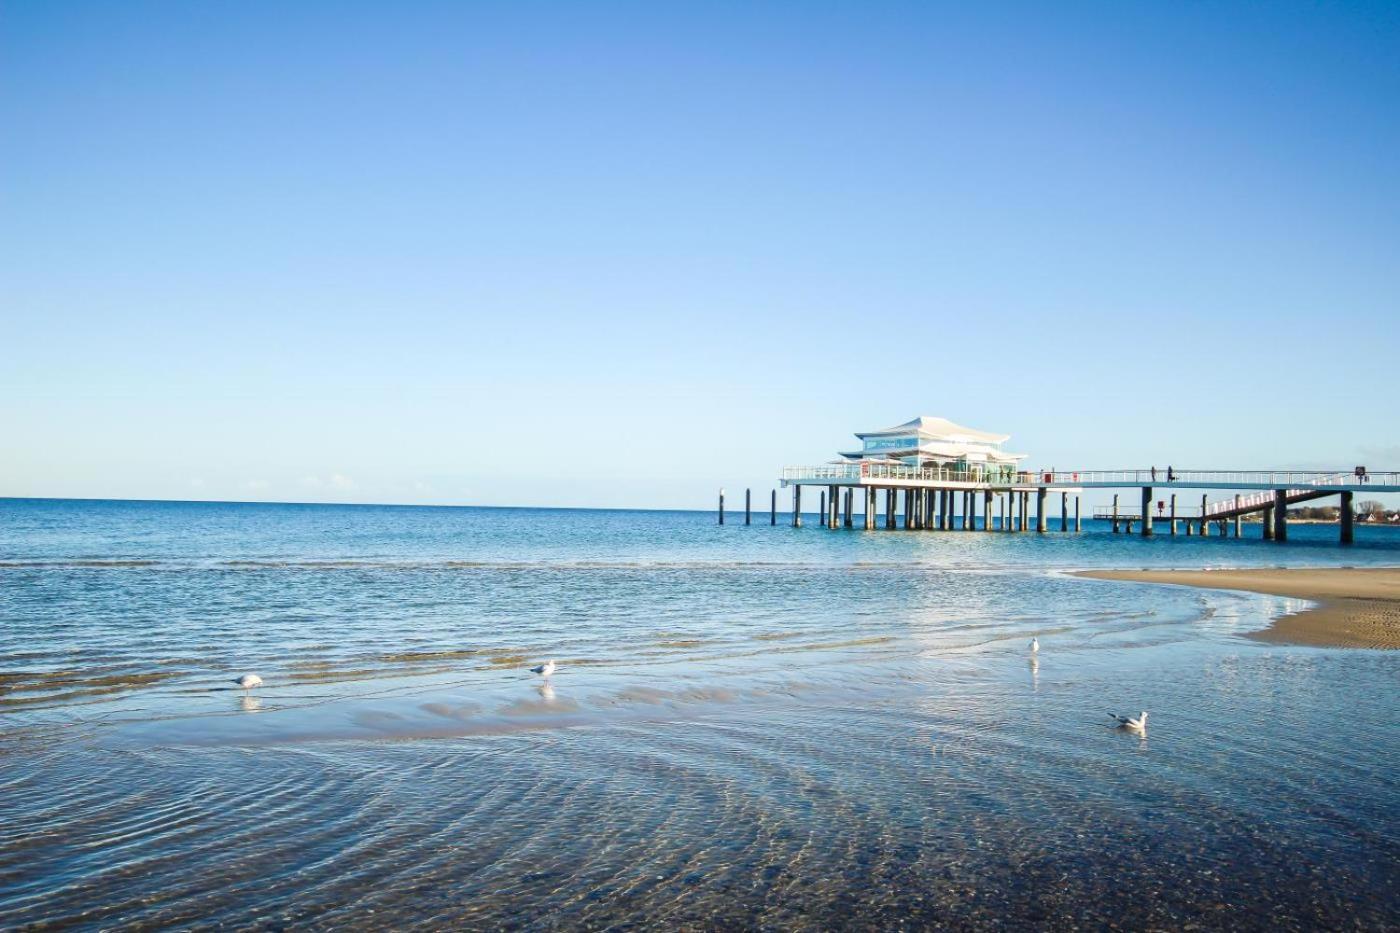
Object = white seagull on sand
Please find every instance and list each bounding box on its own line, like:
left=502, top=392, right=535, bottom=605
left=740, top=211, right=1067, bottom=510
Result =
left=1030, top=638, right=1039, bottom=654
left=234, top=673, right=263, bottom=691
left=1108, top=711, right=1148, bottom=732
left=530, top=659, right=557, bottom=678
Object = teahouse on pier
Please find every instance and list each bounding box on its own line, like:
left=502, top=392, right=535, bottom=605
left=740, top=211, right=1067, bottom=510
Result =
left=737, top=416, right=1399, bottom=545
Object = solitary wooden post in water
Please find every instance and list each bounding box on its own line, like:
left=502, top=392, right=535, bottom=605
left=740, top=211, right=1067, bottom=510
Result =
left=718, top=488, right=725, bottom=525
left=1060, top=491, right=1068, bottom=532
left=745, top=488, right=751, bottom=526
left=771, top=489, right=777, bottom=526
left=1111, top=494, right=1119, bottom=533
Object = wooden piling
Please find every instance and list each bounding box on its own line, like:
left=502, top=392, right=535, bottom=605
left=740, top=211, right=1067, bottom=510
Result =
left=1169, top=494, right=1177, bottom=535
left=1112, top=494, right=1119, bottom=533
left=792, top=485, right=802, bottom=527
left=771, top=489, right=777, bottom=526
left=745, top=488, right=751, bottom=526
left=984, top=490, right=994, bottom=532
left=1074, top=495, right=1081, bottom=532
left=1262, top=505, right=1273, bottom=539
left=1060, top=491, right=1068, bottom=532
left=718, top=488, right=725, bottom=525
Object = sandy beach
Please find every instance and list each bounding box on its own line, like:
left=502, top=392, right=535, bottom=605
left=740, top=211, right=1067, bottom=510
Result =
left=1078, top=567, right=1400, bottom=649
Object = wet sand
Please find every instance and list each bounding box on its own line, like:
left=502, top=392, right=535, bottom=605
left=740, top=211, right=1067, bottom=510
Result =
left=1077, top=568, right=1400, bottom=649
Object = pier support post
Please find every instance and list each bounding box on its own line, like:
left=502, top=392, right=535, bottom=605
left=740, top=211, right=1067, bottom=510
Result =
left=1200, top=494, right=1209, bottom=536
left=1169, top=494, right=1177, bottom=535
left=865, top=487, right=876, bottom=530
left=1233, top=495, right=1242, bottom=538
left=1140, top=486, right=1153, bottom=536
left=745, top=488, right=751, bottom=526
left=844, top=488, right=853, bottom=528
left=1060, top=492, right=1068, bottom=532
left=1262, top=505, right=1273, bottom=539
left=792, top=486, right=802, bottom=527
left=903, top=489, right=912, bottom=530
left=985, top=490, right=994, bottom=531
left=830, top=486, right=840, bottom=529
left=719, top=489, right=725, bottom=525
left=1022, top=492, right=1030, bottom=531
left=1273, top=489, right=1287, bottom=542
left=1075, top=495, right=1081, bottom=532
left=1037, top=488, right=1048, bottom=533
left=771, top=489, right=777, bottom=526
left=886, top=489, right=895, bottom=529
left=1112, top=494, right=1119, bottom=533
left=1341, top=491, right=1354, bottom=544
left=819, top=490, right=826, bottom=528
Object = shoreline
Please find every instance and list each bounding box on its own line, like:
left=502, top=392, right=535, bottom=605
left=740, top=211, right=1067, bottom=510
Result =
left=1076, top=567, right=1400, bottom=649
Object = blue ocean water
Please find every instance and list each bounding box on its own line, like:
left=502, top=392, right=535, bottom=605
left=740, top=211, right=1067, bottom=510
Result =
left=1, top=498, right=1397, bottom=928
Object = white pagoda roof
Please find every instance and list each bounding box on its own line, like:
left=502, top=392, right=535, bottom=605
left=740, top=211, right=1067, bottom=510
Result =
left=856, top=416, right=1010, bottom=445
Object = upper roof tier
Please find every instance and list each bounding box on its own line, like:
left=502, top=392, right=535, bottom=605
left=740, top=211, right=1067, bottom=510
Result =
left=855, top=416, right=1011, bottom=445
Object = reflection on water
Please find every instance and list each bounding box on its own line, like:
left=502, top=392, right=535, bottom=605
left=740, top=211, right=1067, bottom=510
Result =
left=0, top=499, right=1397, bottom=927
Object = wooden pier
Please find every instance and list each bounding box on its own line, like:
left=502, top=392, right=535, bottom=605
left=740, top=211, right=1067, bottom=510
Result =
left=756, top=467, right=1400, bottom=545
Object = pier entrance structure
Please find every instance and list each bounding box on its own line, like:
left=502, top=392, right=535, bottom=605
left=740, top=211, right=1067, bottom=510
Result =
left=778, top=416, right=1398, bottom=544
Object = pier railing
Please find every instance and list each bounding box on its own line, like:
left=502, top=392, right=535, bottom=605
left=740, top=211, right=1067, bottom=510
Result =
left=781, top=466, right=1398, bottom=490
left=1093, top=505, right=1204, bottom=520
left=1033, top=469, right=1395, bottom=488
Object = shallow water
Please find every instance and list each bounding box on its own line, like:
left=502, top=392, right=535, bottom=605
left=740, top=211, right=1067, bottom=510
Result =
left=2, top=498, right=1397, bottom=928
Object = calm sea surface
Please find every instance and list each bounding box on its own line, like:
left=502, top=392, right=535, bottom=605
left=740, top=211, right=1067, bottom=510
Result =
left=2, top=498, right=1397, bottom=928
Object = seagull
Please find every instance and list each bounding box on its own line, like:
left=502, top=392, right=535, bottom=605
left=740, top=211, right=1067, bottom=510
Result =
left=234, top=673, right=263, bottom=691
left=1030, top=638, right=1039, bottom=654
left=1108, top=711, right=1148, bottom=731
left=530, top=660, right=557, bottom=679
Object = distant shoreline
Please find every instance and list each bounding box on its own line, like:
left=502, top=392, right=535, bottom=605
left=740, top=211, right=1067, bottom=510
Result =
left=1075, top=567, right=1400, bottom=649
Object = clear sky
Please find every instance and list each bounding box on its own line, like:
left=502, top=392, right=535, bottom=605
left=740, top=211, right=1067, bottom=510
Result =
left=3, top=1, right=1398, bottom=508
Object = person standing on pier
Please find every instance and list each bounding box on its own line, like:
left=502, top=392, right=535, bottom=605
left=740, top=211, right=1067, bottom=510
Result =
left=1151, top=466, right=1158, bottom=482
left=1167, top=466, right=1175, bottom=482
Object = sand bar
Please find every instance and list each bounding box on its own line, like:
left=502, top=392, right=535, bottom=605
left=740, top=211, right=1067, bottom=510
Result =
left=1076, top=567, right=1400, bottom=649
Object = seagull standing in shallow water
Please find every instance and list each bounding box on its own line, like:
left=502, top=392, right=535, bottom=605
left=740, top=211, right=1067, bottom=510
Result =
left=234, top=673, right=262, bottom=691
left=1109, top=711, right=1148, bottom=732
left=531, top=659, right=556, bottom=679
left=1030, top=638, right=1039, bottom=654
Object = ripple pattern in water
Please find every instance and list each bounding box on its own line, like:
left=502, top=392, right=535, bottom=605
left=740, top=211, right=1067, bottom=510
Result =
left=1, top=498, right=1398, bottom=928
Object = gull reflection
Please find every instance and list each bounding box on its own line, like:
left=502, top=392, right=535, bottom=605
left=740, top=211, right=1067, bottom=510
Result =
left=238, top=694, right=262, bottom=713
left=537, top=682, right=557, bottom=702
left=1028, top=656, right=1039, bottom=689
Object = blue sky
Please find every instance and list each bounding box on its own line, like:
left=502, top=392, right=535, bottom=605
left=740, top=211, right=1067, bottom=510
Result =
left=3, top=1, right=1398, bottom=508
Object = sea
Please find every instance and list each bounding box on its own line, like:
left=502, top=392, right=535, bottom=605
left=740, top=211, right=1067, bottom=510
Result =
left=1, top=497, right=1397, bottom=929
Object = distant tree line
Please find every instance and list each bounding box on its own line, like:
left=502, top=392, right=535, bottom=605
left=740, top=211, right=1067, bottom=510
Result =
left=1283, top=501, right=1397, bottom=522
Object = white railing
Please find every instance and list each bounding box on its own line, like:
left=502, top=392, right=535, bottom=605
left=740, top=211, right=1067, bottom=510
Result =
left=780, top=466, right=1398, bottom=489
left=781, top=464, right=1023, bottom=485
left=1094, top=506, right=1204, bottom=519
left=1004, top=469, right=1396, bottom=488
